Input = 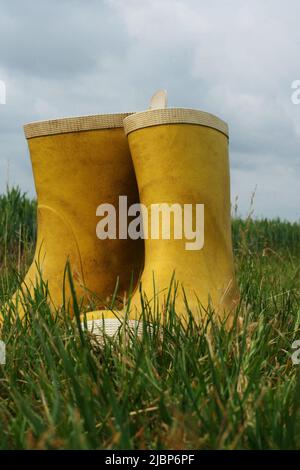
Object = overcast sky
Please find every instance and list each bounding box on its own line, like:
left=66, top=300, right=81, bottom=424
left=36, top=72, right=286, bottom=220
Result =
left=0, top=0, right=299, bottom=221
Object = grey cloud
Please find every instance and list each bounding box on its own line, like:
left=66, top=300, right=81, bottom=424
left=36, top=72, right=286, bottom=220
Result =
left=0, top=0, right=128, bottom=79
left=0, top=0, right=299, bottom=220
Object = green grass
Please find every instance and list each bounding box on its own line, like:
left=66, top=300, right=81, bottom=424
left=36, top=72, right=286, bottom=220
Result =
left=0, top=187, right=300, bottom=450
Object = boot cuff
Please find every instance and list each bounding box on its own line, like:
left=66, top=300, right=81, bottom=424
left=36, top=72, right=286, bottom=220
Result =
left=24, top=112, right=133, bottom=139
left=123, top=108, right=228, bottom=137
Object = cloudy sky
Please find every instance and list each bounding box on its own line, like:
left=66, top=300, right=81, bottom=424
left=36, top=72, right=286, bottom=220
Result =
left=0, top=0, right=299, bottom=221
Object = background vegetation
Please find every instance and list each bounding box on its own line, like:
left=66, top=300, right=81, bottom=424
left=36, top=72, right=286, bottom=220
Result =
left=0, top=187, right=299, bottom=449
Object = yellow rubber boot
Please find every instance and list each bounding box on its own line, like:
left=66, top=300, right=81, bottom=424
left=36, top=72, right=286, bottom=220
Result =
left=122, top=98, right=239, bottom=326
left=3, top=113, right=144, bottom=321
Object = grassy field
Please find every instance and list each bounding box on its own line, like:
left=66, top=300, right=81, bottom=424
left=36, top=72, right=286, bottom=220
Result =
left=0, top=187, right=300, bottom=450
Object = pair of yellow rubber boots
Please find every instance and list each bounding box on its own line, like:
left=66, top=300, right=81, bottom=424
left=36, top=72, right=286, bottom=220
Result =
left=3, top=91, right=239, bottom=334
